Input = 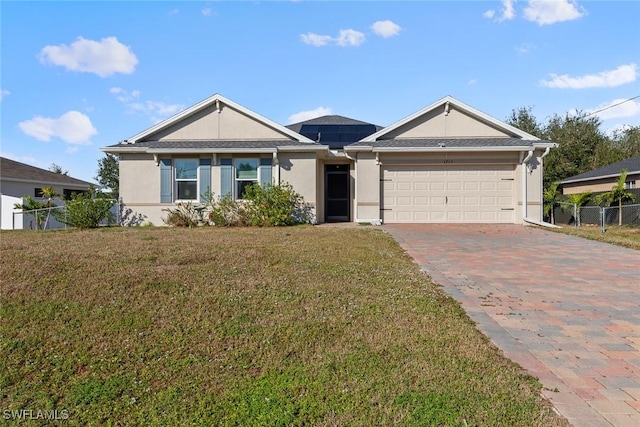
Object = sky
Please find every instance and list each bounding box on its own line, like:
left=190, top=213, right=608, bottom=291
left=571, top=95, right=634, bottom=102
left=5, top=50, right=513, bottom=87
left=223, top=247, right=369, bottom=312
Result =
left=1, top=0, right=639, bottom=184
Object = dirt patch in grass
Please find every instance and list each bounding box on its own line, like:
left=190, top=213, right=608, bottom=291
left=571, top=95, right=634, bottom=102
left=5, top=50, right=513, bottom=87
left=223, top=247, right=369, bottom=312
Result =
left=552, top=224, right=640, bottom=250
left=0, top=227, right=569, bottom=426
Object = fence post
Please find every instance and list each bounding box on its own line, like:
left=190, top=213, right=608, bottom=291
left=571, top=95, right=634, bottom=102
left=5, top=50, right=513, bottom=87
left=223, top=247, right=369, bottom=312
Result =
left=600, top=207, right=605, bottom=233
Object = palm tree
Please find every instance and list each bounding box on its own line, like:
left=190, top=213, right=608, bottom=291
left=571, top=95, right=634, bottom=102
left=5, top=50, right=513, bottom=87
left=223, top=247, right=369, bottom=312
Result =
left=543, top=181, right=562, bottom=224
left=595, top=169, right=636, bottom=226
left=564, top=191, right=591, bottom=226
left=14, top=196, right=47, bottom=229
left=40, top=187, right=60, bottom=230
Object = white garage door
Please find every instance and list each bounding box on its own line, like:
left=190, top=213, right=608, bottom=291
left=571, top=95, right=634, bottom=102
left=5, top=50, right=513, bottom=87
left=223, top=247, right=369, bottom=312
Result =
left=381, top=165, right=515, bottom=223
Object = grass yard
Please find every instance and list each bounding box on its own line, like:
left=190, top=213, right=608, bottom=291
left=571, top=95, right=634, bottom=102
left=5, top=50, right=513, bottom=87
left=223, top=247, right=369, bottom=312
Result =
left=0, top=227, right=568, bottom=426
left=553, top=224, right=640, bottom=250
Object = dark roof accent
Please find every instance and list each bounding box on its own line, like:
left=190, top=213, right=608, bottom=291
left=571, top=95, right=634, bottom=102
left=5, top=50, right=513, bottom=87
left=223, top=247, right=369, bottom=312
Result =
left=286, top=115, right=384, bottom=133
left=107, top=140, right=324, bottom=150
left=560, top=156, right=640, bottom=184
left=0, top=157, right=94, bottom=187
left=346, top=138, right=545, bottom=148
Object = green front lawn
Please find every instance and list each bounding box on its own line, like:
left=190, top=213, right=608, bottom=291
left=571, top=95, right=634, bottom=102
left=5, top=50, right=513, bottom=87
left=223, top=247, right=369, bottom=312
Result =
left=1, top=227, right=568, bottom=426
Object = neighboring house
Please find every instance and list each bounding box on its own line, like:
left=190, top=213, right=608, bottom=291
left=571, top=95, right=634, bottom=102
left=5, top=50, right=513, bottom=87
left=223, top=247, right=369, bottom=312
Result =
left=560, top=156, right=640, bottom=195
left=0, top=157, right=94, bottom=229
left=102, top=94, right=555, bottom=225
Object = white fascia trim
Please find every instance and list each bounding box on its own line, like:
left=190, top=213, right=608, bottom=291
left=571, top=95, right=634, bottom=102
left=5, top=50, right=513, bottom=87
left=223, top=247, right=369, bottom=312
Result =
left=101, top=146, right=146, bottom=153
left=343, top=146, right=373, bottom=152
left=561, top=170, right=640, bottom=185
left=125, top=94, right=315, bottom=144
left=360, top=96, right=540, bottom=143
left=277, top=146, right=329, bottom=152
left=146, top=148, right=277, bottom=154
left=371, top=146, right=534, bottom=153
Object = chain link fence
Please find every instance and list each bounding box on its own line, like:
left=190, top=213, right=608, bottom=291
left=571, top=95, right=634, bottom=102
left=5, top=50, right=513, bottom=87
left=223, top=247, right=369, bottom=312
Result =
left=11, top=200, right=120, bottom=230
left=546, top=202, right=640, bottom=231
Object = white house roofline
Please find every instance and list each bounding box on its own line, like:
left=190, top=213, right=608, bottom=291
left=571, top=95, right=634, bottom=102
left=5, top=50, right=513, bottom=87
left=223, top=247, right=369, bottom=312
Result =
left=124, top=94, right=315, bottom=144
left=0, top=177, right=94, bottom=188
left=359, top=96, right=541, bottom=143
left=561, top=170, right=640, bottom=185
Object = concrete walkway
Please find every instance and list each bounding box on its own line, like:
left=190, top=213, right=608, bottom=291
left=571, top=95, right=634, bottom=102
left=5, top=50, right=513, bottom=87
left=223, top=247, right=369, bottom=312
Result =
left=384, top=224, right=640, bottom=427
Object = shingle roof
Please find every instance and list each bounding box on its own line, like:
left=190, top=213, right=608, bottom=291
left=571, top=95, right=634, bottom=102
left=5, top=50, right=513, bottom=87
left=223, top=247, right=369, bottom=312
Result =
left=286, top=115, right=384, bottom=133
left=560, top=156, right=640, bottom=184
left=106, top=140, right=324, bottom=150
left=346, top=138, right=546, bottom=148
left=0, top=157, right=94, bottom=187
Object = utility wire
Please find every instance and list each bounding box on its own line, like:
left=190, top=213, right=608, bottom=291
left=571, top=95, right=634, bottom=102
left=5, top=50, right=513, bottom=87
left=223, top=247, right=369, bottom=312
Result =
left=584, top=95, right=640, bottom=117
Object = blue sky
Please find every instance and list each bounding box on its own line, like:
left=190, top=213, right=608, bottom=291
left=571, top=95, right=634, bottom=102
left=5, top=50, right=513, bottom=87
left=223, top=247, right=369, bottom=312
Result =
left=2, top=1, right=639, bottom=183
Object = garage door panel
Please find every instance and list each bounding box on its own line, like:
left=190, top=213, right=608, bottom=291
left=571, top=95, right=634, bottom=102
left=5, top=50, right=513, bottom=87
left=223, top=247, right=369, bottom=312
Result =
left=381, top=165, right=515, bottom=223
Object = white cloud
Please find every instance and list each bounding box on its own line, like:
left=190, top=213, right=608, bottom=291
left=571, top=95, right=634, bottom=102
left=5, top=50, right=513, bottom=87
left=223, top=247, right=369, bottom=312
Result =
left=515, top=43, right=535, bottom=54
left=0, top=88, right=9, bottom=101
left=19, top=111, right=97, bottom=145
left=467, top=79, right=478, bottom=85
left=484, top=0, right=515, bottom=22
left=38, top=36, right=138, bottom=77
left=585, top=98, right=640, bottom=121
left=111, top=88, right=184, bottom=123
left=336, top=29, right=366, bottom=47
left=371, top=20, right=401, bottom=38
left=523, top=0, right=585, bottom=25
left=202, top=8, right=212, bottom=16
left=288, top=107, right=332, bottom=124
left=168, top=9, right=179, bottom=16
left=541, top=63, right=637, bottom=89
left=300, top=33, right=333, bottom=47
left=301, top=28, right=365, bottom=47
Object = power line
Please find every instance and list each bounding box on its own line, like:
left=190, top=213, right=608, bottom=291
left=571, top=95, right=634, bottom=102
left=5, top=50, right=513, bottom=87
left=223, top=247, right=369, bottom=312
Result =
left=584, top=95, right=640, bottom=117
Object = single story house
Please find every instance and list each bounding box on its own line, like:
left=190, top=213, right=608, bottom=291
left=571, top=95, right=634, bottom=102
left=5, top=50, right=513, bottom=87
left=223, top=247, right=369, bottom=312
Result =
left=0, top=157, right=94, bottom=229
left=102, top=94, right=555, bottom=225
left=561, top=156, right=640, bottom=195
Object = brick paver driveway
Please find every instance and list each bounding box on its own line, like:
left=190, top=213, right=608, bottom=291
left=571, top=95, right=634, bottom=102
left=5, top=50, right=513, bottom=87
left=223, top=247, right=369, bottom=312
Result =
left=384, top=224, right=640, bottom=427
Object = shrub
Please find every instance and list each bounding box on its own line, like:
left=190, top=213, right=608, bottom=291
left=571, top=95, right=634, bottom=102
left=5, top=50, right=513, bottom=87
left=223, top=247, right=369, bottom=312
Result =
left=160, top=183, right=311, bottom=227
left=243, top=183, right=310, bottom=226
left=162, top=202, right=200, bottom=227
left=54, top=186, right=115, bottom=229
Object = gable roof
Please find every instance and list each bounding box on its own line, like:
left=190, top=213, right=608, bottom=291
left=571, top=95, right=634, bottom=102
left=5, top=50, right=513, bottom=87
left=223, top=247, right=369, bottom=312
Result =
left=360, top=95, right=541, bottom=143
left=560, top=156, right=640, bottom=184
left=123, top=93, right=315, bottom=144
left=0, top=157, right=94, bottom=188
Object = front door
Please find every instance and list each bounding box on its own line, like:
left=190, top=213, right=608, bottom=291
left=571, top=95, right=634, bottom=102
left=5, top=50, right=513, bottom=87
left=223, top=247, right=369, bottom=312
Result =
left=325, top=164, right=350, bottom=222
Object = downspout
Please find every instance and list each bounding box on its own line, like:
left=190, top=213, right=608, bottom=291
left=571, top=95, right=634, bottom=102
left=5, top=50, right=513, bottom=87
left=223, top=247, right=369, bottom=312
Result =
left=522, top=148, right=559, bottom=228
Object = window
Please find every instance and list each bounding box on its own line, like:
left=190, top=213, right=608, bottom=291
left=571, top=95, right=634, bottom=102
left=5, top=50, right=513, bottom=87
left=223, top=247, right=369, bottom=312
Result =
left=625, top=181, right=636, bottom=190
left=235, top=159, right=258, bottom=199
left=175, top=159, right=198, bottom=201
left=34, top=188, right=43, bottom=198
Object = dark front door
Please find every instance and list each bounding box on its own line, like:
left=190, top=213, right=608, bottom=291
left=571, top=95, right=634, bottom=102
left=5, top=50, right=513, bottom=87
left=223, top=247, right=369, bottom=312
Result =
left=325, top=164, right=350, bottom=222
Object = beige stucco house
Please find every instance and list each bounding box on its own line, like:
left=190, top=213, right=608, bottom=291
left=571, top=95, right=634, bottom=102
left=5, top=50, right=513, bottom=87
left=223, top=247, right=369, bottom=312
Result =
left=102, top=94, right=555, bottom=226
left=561, top=156, right=640, bottom=195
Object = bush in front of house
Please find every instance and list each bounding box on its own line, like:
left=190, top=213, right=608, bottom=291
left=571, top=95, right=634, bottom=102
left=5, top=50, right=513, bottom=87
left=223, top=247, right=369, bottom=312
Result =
left=163, top=183, right=312, bottom=227
left=54, top=186, right=115, bottom=229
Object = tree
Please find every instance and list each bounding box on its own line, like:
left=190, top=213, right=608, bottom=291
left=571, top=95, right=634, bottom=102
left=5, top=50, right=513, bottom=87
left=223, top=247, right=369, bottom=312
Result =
left=594, top=169, right=636, bottom=226
left=506, top=107, right=544, bottom=138
left=543, top=181, right=562, bottom=224
left=542, top=112, right=609, bottom=185
left=95, top=154, right=119, bottom=199
left=564, top=191, right=592, bottom=226
left=611, top=125, right=640, bottom=158
left=13, top=196, right=47, bottom=229
left=49, top=163, right=68, bottom=175
left=40, top=187, right=60, bottom=230
left=54, top=185, right=115, bottom=229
